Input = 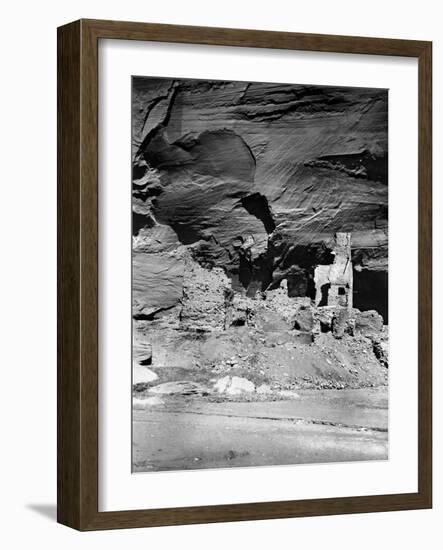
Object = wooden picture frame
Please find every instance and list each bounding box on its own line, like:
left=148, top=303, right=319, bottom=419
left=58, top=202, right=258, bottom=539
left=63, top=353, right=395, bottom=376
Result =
left=57, top=18, right=432, bottom=530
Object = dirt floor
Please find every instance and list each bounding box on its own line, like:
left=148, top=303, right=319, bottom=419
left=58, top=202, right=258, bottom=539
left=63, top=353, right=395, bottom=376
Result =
left=132, top=387, right=388, bottom=472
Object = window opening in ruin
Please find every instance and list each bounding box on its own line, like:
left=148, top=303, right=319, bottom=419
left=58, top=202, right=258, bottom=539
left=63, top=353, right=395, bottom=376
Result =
left=318, top=283, right=330, bottom=307
left=320, top=321, right=330, bottom=333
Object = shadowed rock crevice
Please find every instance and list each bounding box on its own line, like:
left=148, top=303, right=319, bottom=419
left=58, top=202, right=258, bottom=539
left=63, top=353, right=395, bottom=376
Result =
left=140, top=82, right=178, bottom=134
left=136, top=83, right=181, bottom=157
left=237, top=249, right=275, bottom=296
left=133, top=305, right=177, bottom=321
left=132, top=210, right=155, bottom=236
left=305, top=149, right=388, bottom=184
left=353, top=268, right=388, bottom=323
left=240, top=193, right=276, bottom=234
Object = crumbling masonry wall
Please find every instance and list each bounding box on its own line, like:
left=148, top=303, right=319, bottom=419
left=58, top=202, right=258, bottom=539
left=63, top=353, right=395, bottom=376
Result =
left=314, top=233, right=353, bottom=309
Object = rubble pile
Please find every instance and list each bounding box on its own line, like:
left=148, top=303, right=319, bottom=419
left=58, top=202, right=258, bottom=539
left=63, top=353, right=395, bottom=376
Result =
left=133, top=233, right=388, bottom=397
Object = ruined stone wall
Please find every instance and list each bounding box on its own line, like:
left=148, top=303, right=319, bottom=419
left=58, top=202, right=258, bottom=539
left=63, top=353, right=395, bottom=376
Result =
left=314, top=232, right=353, bottom=309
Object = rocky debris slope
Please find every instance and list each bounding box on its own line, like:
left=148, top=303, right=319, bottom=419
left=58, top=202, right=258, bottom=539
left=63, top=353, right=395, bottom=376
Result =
left=132, top=254, right=388, bottom=399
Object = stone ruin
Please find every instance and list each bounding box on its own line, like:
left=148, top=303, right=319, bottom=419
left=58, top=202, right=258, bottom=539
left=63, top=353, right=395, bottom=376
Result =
left=314, top=232, right=353, bottom=309
left=133, top=232, right=388, bottom=371
left=154, top=232, right=382, bottom=341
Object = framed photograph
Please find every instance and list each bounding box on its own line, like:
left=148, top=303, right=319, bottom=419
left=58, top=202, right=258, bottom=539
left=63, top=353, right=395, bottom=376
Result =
left=57, top=19, right=432, bottom=530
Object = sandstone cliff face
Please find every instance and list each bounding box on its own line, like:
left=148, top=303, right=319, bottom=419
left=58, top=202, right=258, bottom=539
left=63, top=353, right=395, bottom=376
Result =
left=132, top=77, right=388, bottom=321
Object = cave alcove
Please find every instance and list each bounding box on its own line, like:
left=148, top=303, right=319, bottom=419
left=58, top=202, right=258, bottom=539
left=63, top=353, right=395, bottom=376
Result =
left=352, top=268, right=388, bottom=323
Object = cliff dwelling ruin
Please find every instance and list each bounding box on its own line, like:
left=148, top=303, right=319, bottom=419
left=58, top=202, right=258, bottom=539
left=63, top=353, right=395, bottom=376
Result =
left=131, top=77, right=390, bottom=472
left=314, top=232, right=353, bottom=309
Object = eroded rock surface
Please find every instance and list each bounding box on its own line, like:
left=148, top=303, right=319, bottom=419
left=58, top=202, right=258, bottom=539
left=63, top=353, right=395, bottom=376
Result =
left=132, top=252, right=184, bottom=318
left=180, top=258, right=231, bottom=332
left=132, top=79, right=388, bottom=306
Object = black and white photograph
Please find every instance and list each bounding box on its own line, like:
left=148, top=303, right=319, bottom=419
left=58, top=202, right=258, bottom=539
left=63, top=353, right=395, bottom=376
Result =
left=131, top=76, right=389, bottom=472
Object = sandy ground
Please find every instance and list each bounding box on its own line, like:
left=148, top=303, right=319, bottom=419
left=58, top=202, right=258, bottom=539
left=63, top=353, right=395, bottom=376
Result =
left=132, top=387, right=388, bottom=472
